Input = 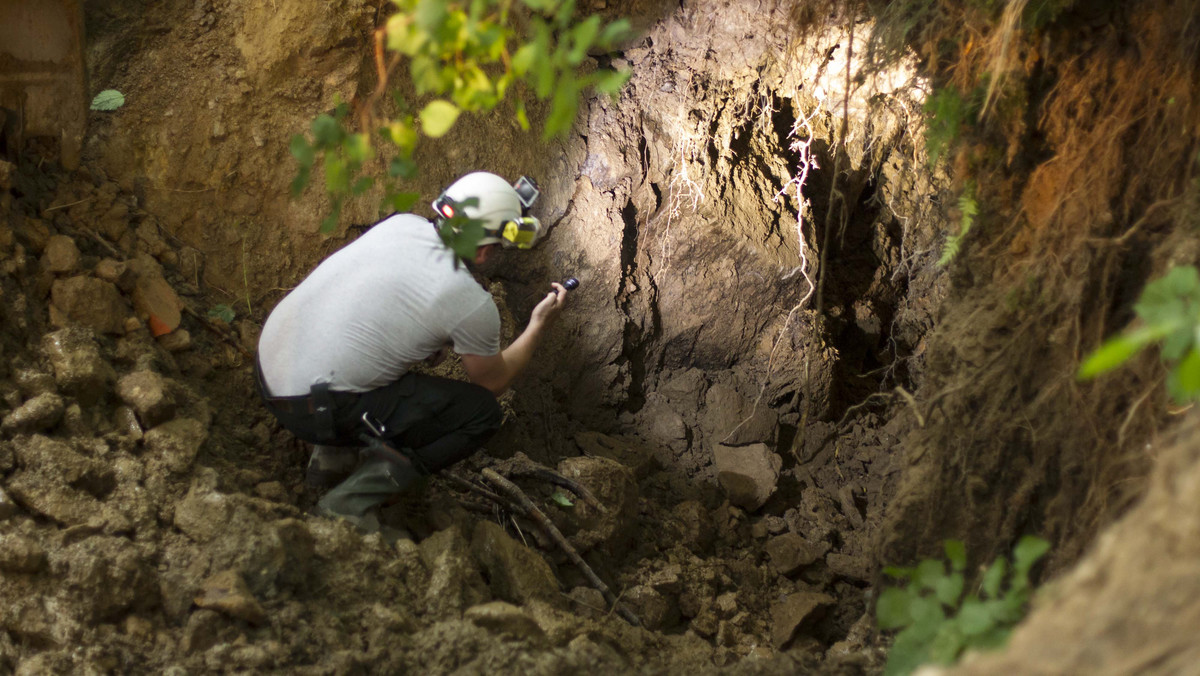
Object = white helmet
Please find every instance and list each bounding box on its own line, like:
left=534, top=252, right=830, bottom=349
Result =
left=433, top=172, right=542, bottom=249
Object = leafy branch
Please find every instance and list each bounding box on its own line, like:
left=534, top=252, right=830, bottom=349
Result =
left=290, top=0, right=632, bottom=236
left=876, top=536, right=1050, bottom=675
left=1078, top=265, right=1200, bottom=403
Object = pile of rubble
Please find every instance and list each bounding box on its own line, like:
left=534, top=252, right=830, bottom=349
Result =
left=0, top=159, right=883, bottom=673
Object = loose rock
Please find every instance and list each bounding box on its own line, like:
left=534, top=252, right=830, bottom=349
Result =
left=144, top=418, right=208, bottom=473
left=713, top=442, right=782, bottom=511
left=40, top=235, right=81, bottom=274
left=471, top=520, right=560, bottom=604
left=770, top=591, right=834, bottom=649
left=764, top=533, right=829, bottom=576
left=1, top=392, right=65, bottom=435
left=0, top=534, right=46, bottom=573
left=194, top=569, right=267, bottom=625
left=116, top=371, right=178, bottom=428
left=464, top=601, right=547, bottom=642
left=41, top=328, right=117, bottom=403
left=49, top=276, right=131, bottom=335
left=419, top=526, right=490, bottom=614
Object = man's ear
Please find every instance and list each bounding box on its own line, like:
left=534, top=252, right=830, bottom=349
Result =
left=474, top=243, right=499, bottom=265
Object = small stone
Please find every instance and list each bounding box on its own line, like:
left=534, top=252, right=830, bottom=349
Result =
left=0, top=486, right=19, bottom=520
left=194, top=569, right=266, bottom=625
left=770, top=591, right=834, bottom=649
left=50, top=276, right=131, bottom=334
left=253, top=481, right=288, bottom=502
left=0, top=534, right=47, bottom=573
left=40, top=235, right=80, bottom=274
left=114, top=406, right=144, bottom=439
left=419, top=526, right=489, bottom=614
left=666, top=500, right=715, bottom=554
left=131, top=270, right=183, bottom=336
left=144, top=418, right=208, bottom=473
left=826, top=552, right=872, bottom=582
left=464, top=601, right=547, bottom=642
left=1, top=392, right=65, bottom=434
left=116, top=371, right=177, bottom=428
left=625, top=585, right=677, bottom=631
left=765, top=533, right=829, bottom=576
left=41, top=328, right=116, bottom=403
left=471, top=520, right=560, bottom=604
left=13, top=368, right=57, bottom=397
left=713, top=442, right=782, bottom=511
left=567, top=586, right=607, bottom=618
left=94, top=258, right=136, bottom=291
left=157, top=329, right=192, bottom=352
left=181, top=609, right=225, bottom=654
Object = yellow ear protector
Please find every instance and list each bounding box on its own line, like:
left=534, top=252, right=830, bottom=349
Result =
left=501, top=217, right=541, bottom=249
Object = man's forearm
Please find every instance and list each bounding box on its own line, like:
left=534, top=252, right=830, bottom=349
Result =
left=486, top=319, right=548, bottom=395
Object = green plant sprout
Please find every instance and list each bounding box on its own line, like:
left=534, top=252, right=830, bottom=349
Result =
left=290, top=0, right=632, bottom=240
left=207, top=304, right=236, bottom=324
left=938, top=181, right=978, bottom=266
left=1078, top=265, right=1200, bottom=403
left=90, top=89, right=125, bottom=111
left=876, top=536, right=1050, bottom=676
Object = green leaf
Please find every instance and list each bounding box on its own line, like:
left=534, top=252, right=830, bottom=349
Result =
left=324, top=153, right=349, bottom=194
left=550, top=491, right=574, bottom=507
left=594, top=68, right=630, bottom=97
left=944, top=540, right=966, bottom=572
left=520, top=0, right=560, bottom=11
left=515, top=99, right=530, bottom=131
left=207, top=304, right=236, bottom=323
left=384, top=191, right=420, bottom=213
left=1161, top=325, right=1194, bottom=361
left=913, top=559, right=946, bottom=592
left=419, top=100, right=461, bottom=137
left=598, top=18, right=632, bottom=46
left=290, top=166, right=311, bottom=198
left=290, top=135, right=316, bottom=167
left=344, top=133, right=374, bottom=164
left=927, top=623, right=965, bottom=665
left=957, top=598, right=997, bottom=636
left=311, top=114, right=344, bottom=147
left=568, top=15, right=602, bottom=64
left=882, top=565, right=914, bottom=581
left=351, top=176, right=374, bottom=195
left=90, top=89, right=126, bottom=111
left=319, top=200, right=342, bottom=234
left=876, top=587, right=915, bottom=630
left=415, top=0, right=449, bottom=33
left=934, top=572, right=964, bottom=607
left=1168, top=346, right=1200, bottom=402
left=883, top=626, right=934, bottom=676
left=544, top=77, right=579, bottom=139
left=981, top=557, right=1007, bottom=598
left=389, top=156, right=418, bottom=179
left=1135, top=266, right=1200, bottom=326
left=1077, top=327, right=1163, bottom=379
left=1012, top=535, right=1050, bottom=577
left=512, top=43, right=539, bottom=77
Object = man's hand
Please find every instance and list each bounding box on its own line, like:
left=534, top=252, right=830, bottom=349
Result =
left=460, top=282, right=570, bottom=396
left=531, top=282, right=569, bottom=327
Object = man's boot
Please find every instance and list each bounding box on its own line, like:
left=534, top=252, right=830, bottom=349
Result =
left=305, top=445, right=359, bottom=491
left=316, top=450, right=421, bottom=533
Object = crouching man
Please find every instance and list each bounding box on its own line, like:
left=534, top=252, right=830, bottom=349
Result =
left=255, top=172, right=569, bottom=530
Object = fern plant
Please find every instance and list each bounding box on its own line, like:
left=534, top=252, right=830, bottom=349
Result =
left=876, top=536, right=1050, bottom=675
left=938, top=181, right=978, bottom=266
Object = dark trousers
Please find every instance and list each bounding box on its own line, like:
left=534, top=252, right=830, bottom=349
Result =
left=262, top=370, right=502, bottom=516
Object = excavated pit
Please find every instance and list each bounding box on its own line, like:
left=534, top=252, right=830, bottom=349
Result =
left=9, top=0, right=1199, bottom=673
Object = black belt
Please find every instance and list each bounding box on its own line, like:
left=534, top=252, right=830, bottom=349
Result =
left=254, top=356, right=321, bottom=415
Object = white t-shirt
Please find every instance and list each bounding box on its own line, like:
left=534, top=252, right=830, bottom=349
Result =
left=257, top=214, right=500, bottom=396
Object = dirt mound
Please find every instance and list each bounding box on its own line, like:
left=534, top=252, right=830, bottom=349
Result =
left=0, top=156, right=894, bottom=671
left=955, top=412, right=1200, bottom=675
